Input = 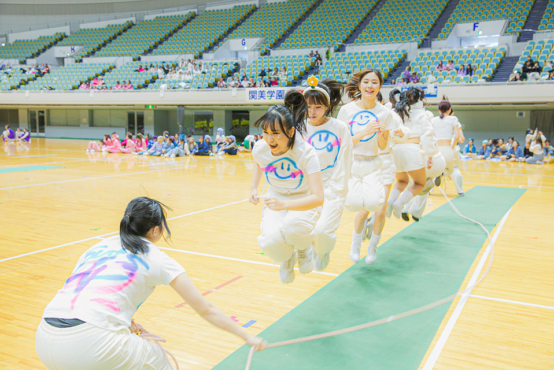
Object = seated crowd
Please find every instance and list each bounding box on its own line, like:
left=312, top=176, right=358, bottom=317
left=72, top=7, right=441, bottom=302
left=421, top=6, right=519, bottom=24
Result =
left=84, top=129, right=263, bottom=157
left=463, top=128, right=552, bottom=165
left=510, top=56, right=554, bottom=82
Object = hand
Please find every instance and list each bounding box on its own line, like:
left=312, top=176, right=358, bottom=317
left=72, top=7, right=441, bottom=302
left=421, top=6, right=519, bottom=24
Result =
left=363, top=120, right=380, bottom=136
left=393, top=129, right=404, bottom=137
left=263, top=196, right=286, bottom=211
left=427, top=157, right=433, bottom=169
left=246, top=335, right=268, bottom=352
left=249, top=189, right=260, bottom=205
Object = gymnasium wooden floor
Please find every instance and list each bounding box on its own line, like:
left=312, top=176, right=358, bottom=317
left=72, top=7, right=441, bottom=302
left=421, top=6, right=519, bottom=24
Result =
left=1, top=139, right=553, bottom=370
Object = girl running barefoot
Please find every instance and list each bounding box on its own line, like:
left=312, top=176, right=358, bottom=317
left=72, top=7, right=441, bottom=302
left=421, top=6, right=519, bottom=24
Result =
left=250, top=92, right=324, bottom=283
left=338, top=69, right=408, bottom=265
left=36, top=197, right=266, bottom=370
left=297, top=76, right=353, bottom=271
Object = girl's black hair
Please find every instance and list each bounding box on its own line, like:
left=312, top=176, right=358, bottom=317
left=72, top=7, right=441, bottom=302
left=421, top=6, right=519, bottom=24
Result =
left=389, top=87, right=425, bottom=122
left=438, top=95, right=452, bottom=119
left=120, top=197, right=172, bottom=254
left=301, top=78, right=343, bottom=116
left=254, top=90, right=308, bottom=149
left=127, top=133, right=133, bottom=139
left=344, top=69, right=383, bottom=100
left=526, top=128, right=531, bottom=135
left=376, top=91, right=383, bottom=104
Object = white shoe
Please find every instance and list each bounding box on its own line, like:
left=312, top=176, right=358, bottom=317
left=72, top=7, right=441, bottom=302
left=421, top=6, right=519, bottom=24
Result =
left=279, top=252, right=297, bottom=284
left=297, top=245, right=315, bottom=274
left=315, top=252, right=330, bottom=271
left=85, top=149, right=90, bottom=153
left=90, top=149, right=95, bottom=153
left=350, top=239, right=361, bottom=263
left=170, top=154, right=176, bottom=158
left=365, top=244, right=377, bottom=265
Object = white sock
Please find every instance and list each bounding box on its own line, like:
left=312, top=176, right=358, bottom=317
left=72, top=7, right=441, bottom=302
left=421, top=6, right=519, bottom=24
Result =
left=396, top=190, right=414, bottom=207
left=388, top=188, right=401, bottom=205
left=352, top=230, right=363, bottom=243
left=368, top=232, right=381, bottom=248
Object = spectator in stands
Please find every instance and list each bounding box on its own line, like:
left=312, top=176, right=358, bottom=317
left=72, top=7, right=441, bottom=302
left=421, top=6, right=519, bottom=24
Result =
left=509, top=72, right=523, bottom=82
left=457, top=65, right=466, bottom=76
left=477, top=140, right=491, bottom=159
left=280, top=67, right=287, bottom=78
left=445, top=60, right=455, bottom=71
left=79, top=82, right=87, bottom=90
left=315, top=52, right=323, bottom=66
left=258, top=68, right=267, bottom=78
left=466, top=64, right=473, bottom=77
left=502, top=140, right=524, bottom=162
left=259, top=80, right=268, bottom=88
left=403, top=66, right=412, bottom=80
left=529, top=61, right=542, bottom=80
left=217, top=77, right=227, bottom=89
left=249, top=77, right=256, bottom=87
left=549, top=70, right=554, bottom=80
left=463, top=138, right=476, bottom=154
left=522, top=60, right=533, bottom=80
left=526, top=55, right=534, bottom=65
left=138, top=65, right=145, bottom=72
left=326, top=46, right=332, bottom=61
left=410, top=72, right=419, bottom=83
left=309, top=51, right=314, bottom=58
left=527, top=136, right=545, bottom=164
left=42, top=64, right=50, bottom=75
left=398, top=78, right=408, bottom=86
left=390, top=78, right=396, bottom=85
left=241, top=76, right=250, bottom=88
left=229, top=77, right=240, bottom=88
left=271, top=77, right=279, bottom=86
left=435, top=61, right=445, bottom=71
left=157, top=67, right=165, bottom=79
left=125, top=80, right=133, bottom=90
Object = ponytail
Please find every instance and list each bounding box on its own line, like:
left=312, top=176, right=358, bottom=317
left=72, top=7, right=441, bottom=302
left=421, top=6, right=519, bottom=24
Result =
left=253, top=90, right=308, bottom=149
left=438, top=95, right=451, bottom=119
left=119, top=197, right=172, bottom=254
left=389, top=87, right=424, bottom=122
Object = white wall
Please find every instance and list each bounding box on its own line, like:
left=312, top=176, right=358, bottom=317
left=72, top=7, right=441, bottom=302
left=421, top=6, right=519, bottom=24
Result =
left=79, top=17, right=136, bottom=29
left=7, top=25, right=70, bottom=43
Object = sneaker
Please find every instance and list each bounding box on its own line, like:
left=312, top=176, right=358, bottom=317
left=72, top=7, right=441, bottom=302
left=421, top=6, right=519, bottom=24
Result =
left=297, top=246, right=315, bottom=274
left=85, top=149, right=90, bottom=153
left=401, top=212, right=410, bottom=222
left=350, top=239, right=361, bottom=263
left=90, top=149, right=95, bottom=153
left=457, top=192, right=464, bottom=197
left=279, top=252, right=297, bottom=284
left=315, top=252, right=330, bottom=271
left=434, top=175, right=442, bottom=187
left=412, top=216, right=420, bottom=222
left=365, top=244, right=377, bottom=265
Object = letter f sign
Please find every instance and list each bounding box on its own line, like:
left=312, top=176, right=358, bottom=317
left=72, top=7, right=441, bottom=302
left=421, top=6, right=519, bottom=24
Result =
left=473, top=22, right=479, bottom=31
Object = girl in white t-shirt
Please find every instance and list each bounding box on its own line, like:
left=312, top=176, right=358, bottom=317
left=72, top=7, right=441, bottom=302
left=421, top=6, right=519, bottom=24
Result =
left=431, top=98, right=464, bottom=196
left=387, top=88, right=438, bottom=219
left=36, top=197, right=266, bottom=370
left=296, top=77, right=353, bottom=271
left=250, top=93, right=324, bottom=284
left=337, top=69, right=408, bottom=265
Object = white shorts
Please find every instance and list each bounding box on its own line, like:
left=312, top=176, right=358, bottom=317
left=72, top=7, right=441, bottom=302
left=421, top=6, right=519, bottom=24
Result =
left=36, top=320, right=171, bottom=370
left=393, top=143, right=425, bottom=173
left=438, top=145, right=455, bottom=176
left=379, top=152, right=396, bottom=186
left=426, top=151, right=446, bottom=180
left=345, top=155, right=385, bottom=213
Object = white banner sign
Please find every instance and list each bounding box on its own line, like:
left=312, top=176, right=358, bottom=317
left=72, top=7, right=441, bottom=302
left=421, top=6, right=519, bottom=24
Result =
left=246, top=88, right=287, bottom=103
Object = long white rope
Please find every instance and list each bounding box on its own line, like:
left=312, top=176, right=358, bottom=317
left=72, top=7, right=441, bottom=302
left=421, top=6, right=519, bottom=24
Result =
left=244, top=187, right=497, bottom=369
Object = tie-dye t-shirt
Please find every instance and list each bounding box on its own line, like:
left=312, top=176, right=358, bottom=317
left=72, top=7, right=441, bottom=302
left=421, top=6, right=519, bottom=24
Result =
left=337, top=101, right=394, bottom=157
left=302, top=117, right=353, bottom=199
left=42, top=236, right=185, bottom=331
left=253, top=136, right=321, bottom=199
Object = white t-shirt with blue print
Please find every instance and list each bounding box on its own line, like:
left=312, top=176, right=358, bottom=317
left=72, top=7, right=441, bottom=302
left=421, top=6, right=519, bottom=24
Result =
left=42, top=236, right=186, bottom=331
left=303, top=117, right=353, bottom=199
left=337, top=101, right=395, bottom=157
left=253, top=136, right=321, bottom=200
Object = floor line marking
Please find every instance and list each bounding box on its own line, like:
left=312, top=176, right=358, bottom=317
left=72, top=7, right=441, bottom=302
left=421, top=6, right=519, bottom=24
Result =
left=160, top=247, right=339, bottom=277
left=466, top=294, right=554, bottom=311
left=466, top=170, right=554, bottom=178
left=0, top=166, right=190, bottom=190
left=10, top=154, right=58, bottom=159
left=0, top=199, right=248, bottom=263
left=0, top=158, right=92, bottom=169
left=422, top=208, right=512, bottom=370
left=464, top=181, right=554, bottom=189
left=175, top=276, right=243, bottom=308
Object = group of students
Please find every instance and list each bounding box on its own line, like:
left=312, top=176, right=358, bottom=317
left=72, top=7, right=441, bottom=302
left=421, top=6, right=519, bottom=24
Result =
left=85, top=130, right=241, bottom=157
left=248, top=69, right=465, bottom=285
left=465, top=129, right=552, bottom=164
left=1, top=125, right=31, bottom=143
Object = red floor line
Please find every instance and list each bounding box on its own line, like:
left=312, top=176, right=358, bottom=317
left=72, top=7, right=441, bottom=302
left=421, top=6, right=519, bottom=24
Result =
left=175, top=275, right=243, bottom=308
